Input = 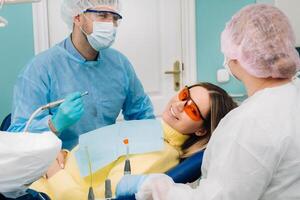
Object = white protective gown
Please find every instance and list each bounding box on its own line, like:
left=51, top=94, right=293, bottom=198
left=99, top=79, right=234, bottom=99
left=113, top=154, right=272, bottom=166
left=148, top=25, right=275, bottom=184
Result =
left=0, top=131, right=61, bottom=198
left=136, top=79, right=300, bottom=200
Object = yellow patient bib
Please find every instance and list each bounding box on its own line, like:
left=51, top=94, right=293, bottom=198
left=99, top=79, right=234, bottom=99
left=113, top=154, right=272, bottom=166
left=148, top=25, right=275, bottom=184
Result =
left=31, top=120, right=188, bottom=200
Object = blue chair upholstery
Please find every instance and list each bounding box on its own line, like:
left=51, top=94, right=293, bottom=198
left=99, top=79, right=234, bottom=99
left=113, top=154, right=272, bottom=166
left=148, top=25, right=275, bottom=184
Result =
left=166, top=150, right=204, bottom=184
left=116, top=150, right=204, bottom=200
left=0, top=189, right=50, bottom=200
left=0, top=113, right=11, bottom=131
left=116, top=195, right=136, bottom=200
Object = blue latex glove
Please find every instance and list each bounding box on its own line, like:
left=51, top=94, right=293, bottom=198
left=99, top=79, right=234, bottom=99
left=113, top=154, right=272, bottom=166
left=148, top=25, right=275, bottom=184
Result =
left=51, top=92, right=84, bottom=132
left=116, top=175, right=148, bottom=197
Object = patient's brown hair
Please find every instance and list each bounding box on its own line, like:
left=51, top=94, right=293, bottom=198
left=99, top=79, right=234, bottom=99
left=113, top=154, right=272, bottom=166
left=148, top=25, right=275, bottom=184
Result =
left=180, top=82, right=238, bottom=159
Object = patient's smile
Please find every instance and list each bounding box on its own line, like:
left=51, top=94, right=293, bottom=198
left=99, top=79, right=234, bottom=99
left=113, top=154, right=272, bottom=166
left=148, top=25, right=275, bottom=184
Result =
left=170, top=107, right=179, bottom=120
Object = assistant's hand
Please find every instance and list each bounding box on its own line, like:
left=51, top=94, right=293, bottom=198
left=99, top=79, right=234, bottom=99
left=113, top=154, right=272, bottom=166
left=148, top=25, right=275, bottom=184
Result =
left=51, top=92, right=84, bottom=133
left=116, top=175, right=148, bottom=197
left=46, top=150, right=68, bottom=179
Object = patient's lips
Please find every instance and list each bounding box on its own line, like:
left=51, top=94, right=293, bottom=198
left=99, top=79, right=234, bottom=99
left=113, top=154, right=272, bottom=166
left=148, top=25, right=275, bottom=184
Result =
left=170, top=106, right=179, bottom=120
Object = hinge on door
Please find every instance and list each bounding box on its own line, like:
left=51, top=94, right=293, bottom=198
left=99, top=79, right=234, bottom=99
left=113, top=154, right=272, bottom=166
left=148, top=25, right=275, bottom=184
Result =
left=181, top=62, right=185, bottom=71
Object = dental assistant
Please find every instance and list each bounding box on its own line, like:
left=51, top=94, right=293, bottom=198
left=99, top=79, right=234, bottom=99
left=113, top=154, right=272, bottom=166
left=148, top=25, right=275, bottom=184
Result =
left=8, top=0, right=154, bottom=150
left=0, top=131, right=61, bottom=199
left=116, top=4, right=300, bottom=200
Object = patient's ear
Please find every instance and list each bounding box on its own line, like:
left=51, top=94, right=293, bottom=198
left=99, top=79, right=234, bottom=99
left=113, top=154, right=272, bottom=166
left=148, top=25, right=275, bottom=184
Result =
left=195, top=127, right=207, bottom=136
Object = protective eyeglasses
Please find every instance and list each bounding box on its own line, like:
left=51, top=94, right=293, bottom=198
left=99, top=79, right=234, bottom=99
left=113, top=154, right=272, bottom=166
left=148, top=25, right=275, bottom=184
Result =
left=84, top=9, right=123, bottom=22
left=178, top=86, right=206, bottom=121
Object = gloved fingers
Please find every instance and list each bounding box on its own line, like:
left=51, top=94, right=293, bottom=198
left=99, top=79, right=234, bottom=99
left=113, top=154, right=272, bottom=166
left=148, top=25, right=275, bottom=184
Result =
left=72, top=103, right=84, bottom=112
left=65, top=92, right=82, bottom=101
left=71, top=98, right=83, bottom=107
left=116, top=175, right=144, bottom=197
left=66, top=109, right=84, bottom=123
left=68, top=107, right=84, bottom=119
left=116, top=178, right=127, bottom=197
left=69, top=101, right=84, bottom=113
left=63, top=96, right=83, bottom=107
left=59, top=99, right=83, bottom=113
left=50, top=92, right=86, bottom=132
left=57, top=103, right=83, bottom=118
left=68, top=97, right=83, bottom=108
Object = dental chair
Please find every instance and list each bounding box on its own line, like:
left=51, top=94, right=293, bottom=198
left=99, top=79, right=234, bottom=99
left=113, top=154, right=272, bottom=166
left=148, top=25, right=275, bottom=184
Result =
left=166, top=149, right=204, bottom=183
left=0, top=190, right=50, bottom=200
left=0, top=113, right=11, bottom=131
left=116, top=150, right=204, bottom=200
left=1, top=114, right=204, bottom=200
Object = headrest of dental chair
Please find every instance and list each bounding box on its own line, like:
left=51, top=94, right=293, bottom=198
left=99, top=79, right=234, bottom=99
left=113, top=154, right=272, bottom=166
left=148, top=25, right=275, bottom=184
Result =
left=115, top=150, right=204, bottom=200
left=0, top=113, right=11, bottom=131
left=166, top=150, right=204, bottom=183
left=116, top=195, right=136, bottom=200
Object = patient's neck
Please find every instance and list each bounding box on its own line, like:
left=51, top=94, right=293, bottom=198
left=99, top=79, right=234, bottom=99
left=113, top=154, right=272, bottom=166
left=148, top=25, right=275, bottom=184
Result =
left=161, top=120, right=189, bottom=147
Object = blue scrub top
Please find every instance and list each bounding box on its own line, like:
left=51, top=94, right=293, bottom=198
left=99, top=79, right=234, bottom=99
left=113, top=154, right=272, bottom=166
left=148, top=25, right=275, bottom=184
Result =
left=8, top=36, right=154, bottom=150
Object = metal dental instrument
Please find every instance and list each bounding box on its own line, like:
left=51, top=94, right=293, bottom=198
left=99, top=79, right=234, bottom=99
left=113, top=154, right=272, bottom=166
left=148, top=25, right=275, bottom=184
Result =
left=24, top=91, right=88, bottom=133
left=106, top=139, right=128, bottom=200
left=105, top=179, right=113, bottom=200
left=85, top=146, right=95, bottom=200
left=123, top=139, right=131, bottom=175
left=41, top=91, right=88, bottom=111
left=124, top=159, right=131, bottom=175
left=88, top=187, right=95, bottom=200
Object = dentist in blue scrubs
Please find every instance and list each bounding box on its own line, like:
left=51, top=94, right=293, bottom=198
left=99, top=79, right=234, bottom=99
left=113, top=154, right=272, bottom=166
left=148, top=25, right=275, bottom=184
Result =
left=8, top=0, right=154, bottom=166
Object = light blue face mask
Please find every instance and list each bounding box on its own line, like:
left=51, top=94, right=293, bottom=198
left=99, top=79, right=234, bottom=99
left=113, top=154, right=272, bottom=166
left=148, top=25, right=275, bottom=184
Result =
left=82, top=22, right=117, bottom=51
left=223, top=56, right=234, bottom=77
left=223, top=56, right=240, bottom=81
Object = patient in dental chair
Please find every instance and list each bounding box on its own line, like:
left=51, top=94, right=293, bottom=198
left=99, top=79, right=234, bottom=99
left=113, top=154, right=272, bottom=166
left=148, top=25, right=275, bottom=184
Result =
left=30, top=82, right=237, bottom=200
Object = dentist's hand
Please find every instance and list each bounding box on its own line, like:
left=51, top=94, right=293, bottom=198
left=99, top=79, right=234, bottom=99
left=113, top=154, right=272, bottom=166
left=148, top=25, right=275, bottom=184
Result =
left=116, top=175, right=148, bottom=197
left=51, top=92, right=84, bottom=133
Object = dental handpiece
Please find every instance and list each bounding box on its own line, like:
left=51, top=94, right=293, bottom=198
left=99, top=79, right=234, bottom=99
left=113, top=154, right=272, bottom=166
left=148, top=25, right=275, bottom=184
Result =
left=24, top=91, right=88, bottom=133
left=41, top=91, right=89, bottom=110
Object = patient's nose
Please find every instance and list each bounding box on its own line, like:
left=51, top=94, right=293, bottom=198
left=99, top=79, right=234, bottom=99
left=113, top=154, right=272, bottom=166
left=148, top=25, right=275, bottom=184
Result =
left=174, top=101, right=186, bottom=112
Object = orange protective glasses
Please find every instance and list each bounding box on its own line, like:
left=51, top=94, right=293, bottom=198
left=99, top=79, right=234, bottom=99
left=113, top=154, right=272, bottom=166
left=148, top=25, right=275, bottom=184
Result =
left=178, top=86, right=206, bottom=121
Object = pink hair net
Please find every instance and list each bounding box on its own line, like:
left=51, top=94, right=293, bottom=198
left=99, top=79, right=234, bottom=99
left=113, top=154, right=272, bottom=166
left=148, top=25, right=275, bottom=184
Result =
left=221, top=4, right=300, bottom=78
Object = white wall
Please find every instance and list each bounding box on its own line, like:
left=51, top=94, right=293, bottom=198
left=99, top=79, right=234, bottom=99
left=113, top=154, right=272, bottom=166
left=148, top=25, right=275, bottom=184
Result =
left=256, top=0, right=300, bottom=46
left=47, top=0, right=70, bottom=46
left=275, top=0, right=300, bottom=46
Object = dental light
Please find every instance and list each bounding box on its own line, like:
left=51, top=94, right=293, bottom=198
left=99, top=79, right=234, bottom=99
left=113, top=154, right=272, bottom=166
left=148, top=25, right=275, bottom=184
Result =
left=0, top=0, right=41, bottom=28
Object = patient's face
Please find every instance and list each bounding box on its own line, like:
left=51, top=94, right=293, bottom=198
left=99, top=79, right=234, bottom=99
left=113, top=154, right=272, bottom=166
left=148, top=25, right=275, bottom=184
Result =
left=162, top=86, right=210, bottom=134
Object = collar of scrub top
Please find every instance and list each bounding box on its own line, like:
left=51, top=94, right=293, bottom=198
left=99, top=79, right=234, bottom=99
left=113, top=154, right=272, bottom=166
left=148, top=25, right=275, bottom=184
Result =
left=65, top=36, right=101, bottom=63
left=83, top=9, right=123, bottom=20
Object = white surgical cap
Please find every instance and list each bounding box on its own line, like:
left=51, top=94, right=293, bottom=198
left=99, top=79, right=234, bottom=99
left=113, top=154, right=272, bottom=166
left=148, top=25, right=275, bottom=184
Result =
left=61, top=0, right=121, bottom=29
left=221, top=4, right=300, bottom=78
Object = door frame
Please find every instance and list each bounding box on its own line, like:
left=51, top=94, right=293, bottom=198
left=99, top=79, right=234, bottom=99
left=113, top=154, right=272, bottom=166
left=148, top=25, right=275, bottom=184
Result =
left=32, top=0, right=49, bottom=54
left=32, top=0, right=197, bottom=83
